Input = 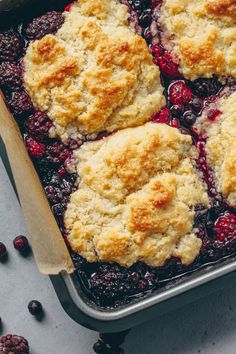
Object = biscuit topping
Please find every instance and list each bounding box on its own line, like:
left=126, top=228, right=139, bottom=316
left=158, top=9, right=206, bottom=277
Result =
left=65, top=123, right=209, bottom=267
left=160, top=0, right=236, bottom=80
left=197, top=92, right=236, bottom=206
left=23, top=0, right=165, bottom=140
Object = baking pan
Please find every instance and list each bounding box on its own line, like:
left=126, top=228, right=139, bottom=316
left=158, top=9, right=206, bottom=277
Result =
left=1, top=136, right=236, bottom=332
left=1, top=2, right=236, bottom=334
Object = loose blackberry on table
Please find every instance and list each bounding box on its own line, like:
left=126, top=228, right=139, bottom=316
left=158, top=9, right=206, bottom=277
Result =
left=0, top=334, right=29, bottom=354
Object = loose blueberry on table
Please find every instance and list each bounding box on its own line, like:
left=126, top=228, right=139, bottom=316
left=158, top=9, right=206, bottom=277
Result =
left=0, top=242, right=7, bottom=259
left=28, top=300, right=43, bottom=317
left=0, top=0, right=235, bottom=314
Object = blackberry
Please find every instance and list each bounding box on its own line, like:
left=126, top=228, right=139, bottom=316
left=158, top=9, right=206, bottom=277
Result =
left=191, top=77, right=222, bottom=98
left=45, top=141, right=71, bottom=164
left=45, top=186, right=63, bottom=204
left=89, top=265, right=131, bottom=302
left=0, top=334, right=29, bottom=354
left=25, top=111, right=53, bottom=141
left=7, top=91, right=33, bottom=117
left=71, top=253, right=86, bottom=269
left=0, top=30, right=23, bottom=62
left=25, top=11, right=65, bottom=40
left=0, top=62, right=22, bottom=91
left=52, top=203, right=66, bottom=216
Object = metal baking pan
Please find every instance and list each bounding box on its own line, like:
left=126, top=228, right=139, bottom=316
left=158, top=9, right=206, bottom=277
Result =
left=1, top=1, right=236, bottom=333
left=1, top=136, right=236, bottom=332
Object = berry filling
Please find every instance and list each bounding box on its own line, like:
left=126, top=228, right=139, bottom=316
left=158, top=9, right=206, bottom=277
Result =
left=0, top=0, right=235, bottom=309
left=24, top=11, right=65, bottom=40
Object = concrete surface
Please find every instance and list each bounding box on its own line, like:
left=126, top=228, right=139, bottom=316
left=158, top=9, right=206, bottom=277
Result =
left=1, top=156, right=236, bottom=354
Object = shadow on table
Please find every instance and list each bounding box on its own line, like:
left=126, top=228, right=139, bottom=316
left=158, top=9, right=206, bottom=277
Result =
left=125, top=283, right=236, bottom=354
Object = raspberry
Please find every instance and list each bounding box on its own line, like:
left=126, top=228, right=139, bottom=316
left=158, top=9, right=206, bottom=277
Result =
left=152, top=107, right=171, bottom=124
left=0, top=334, right=29, bottom=354
left=170, top=117, right=179, bottom=128
left=65, top=2, right=76, bottom=11
left=206, top=108, right=222, bottom=121
left=25, top=11, right=65, bottom=40
left=191, top=77, right=222, bottom=98
left=25, top=111, right=53, bottom=141
left=7, top=91, right=33, bottom=117
left=158, top=52, right=179, bottom=78
left=0, top=62, right=22, bottom=91
left=215, top=212, right=236, bottom=242
left=25, top=136, right=45, bottom=158
left=0, top=30, right=23, bottom=62
left=153, top=45, right=179, bottom=78
left=168, top=81, right=193, bottom=105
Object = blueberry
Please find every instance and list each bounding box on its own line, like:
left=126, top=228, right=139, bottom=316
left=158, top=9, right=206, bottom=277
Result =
left=28, top=300, right=43, bottom=316
left=129, top=271, right=140, bottom=284
left=138, top=279, right=148, bottom=290
left=139, top=10, right=152, bottom=27
left=142, top=27, right=152, bottom=42
left=133, top=0, right=142, bottom=10
left=100, top=332, right=128, bottom=348
left=190, top=98, right=202, bottom=113
left=93, top=340, right=109, bottom=354
left=182, top=111, right=197, bottom=126
left=170, top=104, right=182, bottom=117
left=0, top=242, right=7, bottom=259
left=13, top=235, right=29, bottom=252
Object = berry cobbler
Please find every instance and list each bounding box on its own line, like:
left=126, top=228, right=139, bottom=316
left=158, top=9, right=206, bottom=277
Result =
left=0, top=0, right=236, bottom=307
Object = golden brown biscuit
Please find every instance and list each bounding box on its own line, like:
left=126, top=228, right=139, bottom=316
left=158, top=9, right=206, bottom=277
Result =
left=65, top=123, right=209, bottom=267
left=160, top=0, right=236, bottom=80
left=196, top=91, right=236, bottom=206
left=23, top=0, right=165, bottom=141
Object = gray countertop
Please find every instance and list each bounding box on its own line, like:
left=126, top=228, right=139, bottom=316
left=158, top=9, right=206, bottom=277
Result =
left=1, top=156, right=236, bottom=354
